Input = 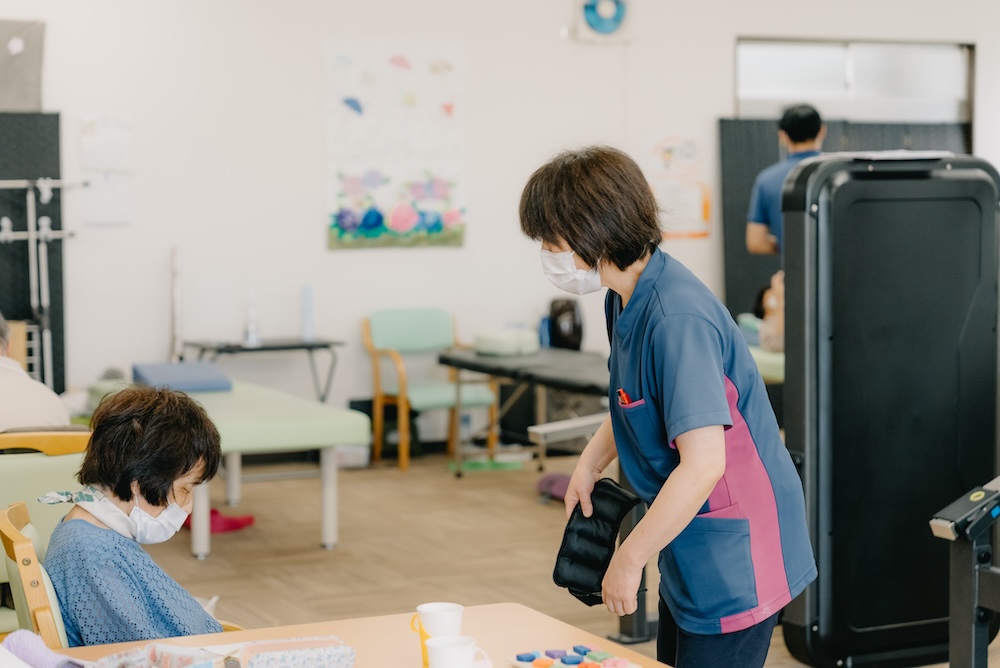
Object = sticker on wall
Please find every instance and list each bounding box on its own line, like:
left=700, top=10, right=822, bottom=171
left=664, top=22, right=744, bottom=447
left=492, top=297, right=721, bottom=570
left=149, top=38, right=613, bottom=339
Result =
left=645, top=135, right=711, bottom=239
left=325, top=43, right=466, bottom=250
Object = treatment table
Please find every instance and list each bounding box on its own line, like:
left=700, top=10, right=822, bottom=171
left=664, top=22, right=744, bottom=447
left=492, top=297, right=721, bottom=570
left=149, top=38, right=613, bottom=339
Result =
left=184, top=382, right=370, bottom=559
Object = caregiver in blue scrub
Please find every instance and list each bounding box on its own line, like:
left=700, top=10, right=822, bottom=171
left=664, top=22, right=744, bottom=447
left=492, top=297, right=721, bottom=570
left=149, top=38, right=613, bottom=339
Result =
left=519, top=146, right=816, bottom=668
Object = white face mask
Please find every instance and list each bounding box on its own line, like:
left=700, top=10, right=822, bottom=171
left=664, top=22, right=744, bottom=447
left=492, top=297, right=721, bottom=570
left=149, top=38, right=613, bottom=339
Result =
left=540, top=249, right=602, bottom=295
left=130, top=500, right=188, bottom=545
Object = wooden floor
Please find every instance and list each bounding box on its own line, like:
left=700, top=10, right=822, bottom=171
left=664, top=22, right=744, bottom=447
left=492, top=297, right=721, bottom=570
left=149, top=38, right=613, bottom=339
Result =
left=145, top=452, right=998, bottom=667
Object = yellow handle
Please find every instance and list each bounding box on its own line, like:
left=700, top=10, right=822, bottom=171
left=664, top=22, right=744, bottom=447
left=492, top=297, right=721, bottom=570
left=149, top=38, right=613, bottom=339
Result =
left=411, top=613, right=430, bottom=667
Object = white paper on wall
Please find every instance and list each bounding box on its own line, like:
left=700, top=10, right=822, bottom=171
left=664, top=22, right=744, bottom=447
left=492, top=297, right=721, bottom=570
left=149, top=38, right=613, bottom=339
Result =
left=80, top=117, right=133, bottom=226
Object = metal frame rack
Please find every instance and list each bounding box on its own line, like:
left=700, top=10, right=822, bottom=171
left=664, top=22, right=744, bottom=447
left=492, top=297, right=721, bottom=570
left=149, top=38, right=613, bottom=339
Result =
left=0, top=178, right=72, bottom=389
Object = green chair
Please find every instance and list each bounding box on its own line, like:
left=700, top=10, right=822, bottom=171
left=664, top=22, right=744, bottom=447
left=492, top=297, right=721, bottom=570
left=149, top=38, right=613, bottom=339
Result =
left=362, top=308, right=497, bottom=471
left=1, top=501, right=68, bottom=649
left=0, top=430, right=89, bottom=637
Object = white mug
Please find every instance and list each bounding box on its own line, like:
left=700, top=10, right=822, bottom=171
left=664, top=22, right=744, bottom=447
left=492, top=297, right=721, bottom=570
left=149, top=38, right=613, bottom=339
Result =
left=412, top=602, right=464, bottom=666
left=414, top=601, right=464, bottom=637
left=425, top=635, right=490, bottom=668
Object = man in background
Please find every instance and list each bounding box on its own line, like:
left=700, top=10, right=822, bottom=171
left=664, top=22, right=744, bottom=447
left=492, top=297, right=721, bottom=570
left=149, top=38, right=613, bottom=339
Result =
left=746, top=104, right=825, bottom=255
left=0, top=310, right=69, bottom=431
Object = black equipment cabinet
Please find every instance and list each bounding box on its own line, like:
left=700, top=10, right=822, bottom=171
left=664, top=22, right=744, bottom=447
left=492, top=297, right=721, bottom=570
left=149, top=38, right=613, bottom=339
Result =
left=781, top=153, right=1000, bottom=667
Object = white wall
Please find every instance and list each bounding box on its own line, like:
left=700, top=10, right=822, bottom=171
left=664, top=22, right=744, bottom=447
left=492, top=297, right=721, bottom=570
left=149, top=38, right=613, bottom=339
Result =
left=3, top=0, right=999, bottom=419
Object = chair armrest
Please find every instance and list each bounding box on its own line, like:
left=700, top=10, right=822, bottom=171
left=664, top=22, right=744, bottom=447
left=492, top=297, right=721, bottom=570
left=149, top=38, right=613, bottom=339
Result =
left=33, top=606, right=63, bottom=649
left=367, top=347, right=409, bottom=395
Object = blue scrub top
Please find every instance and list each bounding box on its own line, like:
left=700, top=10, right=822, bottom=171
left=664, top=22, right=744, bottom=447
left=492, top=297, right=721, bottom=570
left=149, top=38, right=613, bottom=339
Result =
left=605, top=248, right=816, bottom=634
left=747, top=150, right=820, bottom=251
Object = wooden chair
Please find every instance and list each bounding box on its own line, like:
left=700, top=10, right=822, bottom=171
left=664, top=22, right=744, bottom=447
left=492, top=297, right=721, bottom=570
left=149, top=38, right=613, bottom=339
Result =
left=362, top=307, right=498, bottom=471
left=0, top=429, right=91, bottom=457
left=0, top=429, right=90, bottom=637
left=0, top=501, right=68, bottom=649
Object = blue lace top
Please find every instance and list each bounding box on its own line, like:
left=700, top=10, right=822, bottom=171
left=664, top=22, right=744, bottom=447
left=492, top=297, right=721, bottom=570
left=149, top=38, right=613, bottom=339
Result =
left=44, top=518, right=222, bottom=647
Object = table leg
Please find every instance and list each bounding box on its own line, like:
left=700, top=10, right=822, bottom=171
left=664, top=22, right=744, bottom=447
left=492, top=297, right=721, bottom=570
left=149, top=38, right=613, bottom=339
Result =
left=307, top=347, right=339, bottom=403
left=534, top=383, right=547, bottom=472
left=320, top=447, right=338, bottom=549
left=191, top=482, right=211, bottom=559
left=453, top=373, right=464, bottom=478
left=225, top=452, right=242, bottom=506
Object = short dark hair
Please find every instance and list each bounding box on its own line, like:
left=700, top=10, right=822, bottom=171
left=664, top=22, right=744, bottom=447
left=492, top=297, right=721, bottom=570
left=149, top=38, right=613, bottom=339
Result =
left=519, top=146, right=662, bottom=271
left=79, top=386, right=221, bottom=506
left=779, top=104, right=822, bottom=143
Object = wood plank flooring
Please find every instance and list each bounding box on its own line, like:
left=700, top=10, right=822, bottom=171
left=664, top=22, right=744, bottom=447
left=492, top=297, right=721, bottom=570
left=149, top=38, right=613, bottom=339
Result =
left=144, top=453, right=998, bottom=667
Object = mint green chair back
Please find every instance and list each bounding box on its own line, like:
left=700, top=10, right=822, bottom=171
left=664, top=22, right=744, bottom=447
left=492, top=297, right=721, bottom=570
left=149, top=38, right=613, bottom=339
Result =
left=368, top=308, right=454, bottom=354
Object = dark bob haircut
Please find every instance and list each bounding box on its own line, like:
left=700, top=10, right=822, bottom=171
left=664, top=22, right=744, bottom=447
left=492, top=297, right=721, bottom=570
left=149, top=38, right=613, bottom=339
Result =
left=519, top=145, right=662, bottom=271
left=79, top=386, right=221, bottom=507
left=779, top=104, right=823, bottom=144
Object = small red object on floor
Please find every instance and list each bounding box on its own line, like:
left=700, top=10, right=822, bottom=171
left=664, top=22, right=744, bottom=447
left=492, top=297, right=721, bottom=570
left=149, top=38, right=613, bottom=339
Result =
left=183, top=508, right=255, bottom=533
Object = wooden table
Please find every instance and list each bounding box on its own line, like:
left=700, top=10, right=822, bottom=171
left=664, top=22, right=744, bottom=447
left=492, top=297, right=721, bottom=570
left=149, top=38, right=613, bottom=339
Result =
left=58, top=602, right=667, bottom=666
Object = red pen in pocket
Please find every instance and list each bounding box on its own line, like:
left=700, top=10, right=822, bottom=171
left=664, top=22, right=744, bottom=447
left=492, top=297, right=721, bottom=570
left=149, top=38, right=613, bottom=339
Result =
left=617, top=388, right=632, bottom=405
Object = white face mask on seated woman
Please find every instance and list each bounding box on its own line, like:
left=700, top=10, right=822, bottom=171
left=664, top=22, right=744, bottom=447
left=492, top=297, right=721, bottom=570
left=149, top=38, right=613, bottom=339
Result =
left=540, top=249, right=603, bottom=295
left=39, top=485, right=189, bottom=544
left=129, top=499, right=189, bottom=544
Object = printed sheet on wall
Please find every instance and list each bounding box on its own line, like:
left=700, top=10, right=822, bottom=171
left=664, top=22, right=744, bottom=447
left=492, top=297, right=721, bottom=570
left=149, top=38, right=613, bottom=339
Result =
left=325, top=43, right=466, bottom=250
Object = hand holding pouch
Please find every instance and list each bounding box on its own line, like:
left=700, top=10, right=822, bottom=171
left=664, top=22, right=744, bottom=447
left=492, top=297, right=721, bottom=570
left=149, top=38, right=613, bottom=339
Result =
left=552, top=477, right=643, bottom=606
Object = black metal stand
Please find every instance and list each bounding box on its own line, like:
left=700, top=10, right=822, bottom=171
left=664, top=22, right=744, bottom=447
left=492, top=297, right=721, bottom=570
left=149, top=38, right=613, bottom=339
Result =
left=610, top=471, right=658, bottom=644
left=931, top=476, right=1000, bottom=667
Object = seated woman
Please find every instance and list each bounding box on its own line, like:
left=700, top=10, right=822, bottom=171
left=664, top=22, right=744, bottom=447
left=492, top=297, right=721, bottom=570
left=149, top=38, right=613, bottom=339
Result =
left=41, top=385, right=223, bottom=647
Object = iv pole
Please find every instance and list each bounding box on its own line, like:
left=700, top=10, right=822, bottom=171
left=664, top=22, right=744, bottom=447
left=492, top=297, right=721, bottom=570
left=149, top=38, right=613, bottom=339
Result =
left=169, top=246, right=183, bottom=363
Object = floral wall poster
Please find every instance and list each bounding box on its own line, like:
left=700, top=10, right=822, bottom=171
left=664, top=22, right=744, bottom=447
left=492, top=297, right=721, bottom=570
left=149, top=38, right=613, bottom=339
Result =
left=325, top=43, right=466, bottom=249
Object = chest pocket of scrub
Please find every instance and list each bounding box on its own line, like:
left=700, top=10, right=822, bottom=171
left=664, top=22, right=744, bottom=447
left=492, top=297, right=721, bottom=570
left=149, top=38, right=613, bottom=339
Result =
left=617, top=398, right=673, bottom=471
left=659, top=506, right=757, bottom=620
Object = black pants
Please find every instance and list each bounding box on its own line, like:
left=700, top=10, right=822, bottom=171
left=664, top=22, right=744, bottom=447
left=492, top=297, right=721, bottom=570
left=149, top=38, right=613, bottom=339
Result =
left=657, top=596, right=779, bottom=668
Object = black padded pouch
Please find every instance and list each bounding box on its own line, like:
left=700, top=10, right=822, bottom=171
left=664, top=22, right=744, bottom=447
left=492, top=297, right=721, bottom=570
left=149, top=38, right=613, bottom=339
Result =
left=552, top=477, right=643, bottom=606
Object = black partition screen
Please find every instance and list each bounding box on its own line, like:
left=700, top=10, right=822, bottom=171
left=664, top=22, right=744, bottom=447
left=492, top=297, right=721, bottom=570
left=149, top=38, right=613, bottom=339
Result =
left=782, top=155, right=998, bottom=666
